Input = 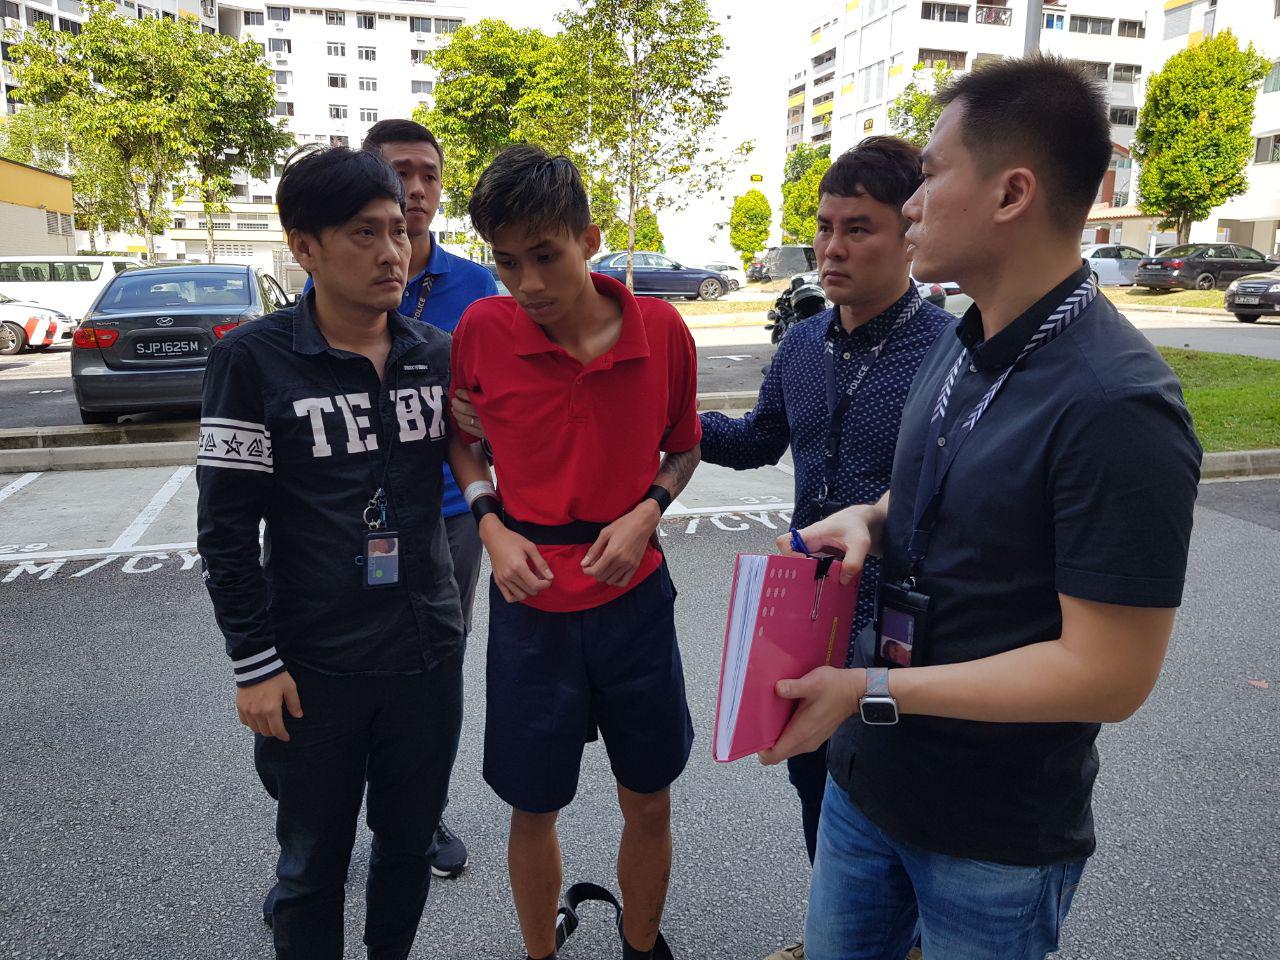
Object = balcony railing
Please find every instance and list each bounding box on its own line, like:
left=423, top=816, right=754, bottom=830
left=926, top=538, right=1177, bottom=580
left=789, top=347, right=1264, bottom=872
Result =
left=976, top=5, right=1012, bottom=25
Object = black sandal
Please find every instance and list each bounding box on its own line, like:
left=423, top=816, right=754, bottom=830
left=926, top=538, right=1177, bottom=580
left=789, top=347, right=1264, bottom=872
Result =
left=556, top=881, right=674, bottom=960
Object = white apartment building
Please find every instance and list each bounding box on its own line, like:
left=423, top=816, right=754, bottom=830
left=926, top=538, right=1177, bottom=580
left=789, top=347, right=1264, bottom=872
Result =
left=1086, top=0, right=1280, bottom=254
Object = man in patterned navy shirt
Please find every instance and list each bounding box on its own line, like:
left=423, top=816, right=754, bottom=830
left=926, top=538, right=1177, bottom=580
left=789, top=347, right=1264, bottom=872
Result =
left=700, top=136, right=950, bottom=960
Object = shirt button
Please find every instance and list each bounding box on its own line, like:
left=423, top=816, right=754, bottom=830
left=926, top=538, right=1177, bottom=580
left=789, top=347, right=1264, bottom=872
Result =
left=969, top=363, right=978, bottom=373
left=937, top=436, right=947, bottom=447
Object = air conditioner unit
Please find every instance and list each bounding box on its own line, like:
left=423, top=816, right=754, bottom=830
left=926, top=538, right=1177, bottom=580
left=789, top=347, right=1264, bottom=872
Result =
left=414, top=33, right=425, bottom=41
left=274, top=22, right=283, bottom=30
left=273, top=52, right=286, bottom=61
left=3, top=16, right=18, bottom=28
left=201, top=0, right=215, bottom=16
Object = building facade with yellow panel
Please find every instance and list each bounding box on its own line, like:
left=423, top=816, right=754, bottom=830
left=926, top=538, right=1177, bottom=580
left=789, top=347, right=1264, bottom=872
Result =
left=0, top=157, right=75, bottom=256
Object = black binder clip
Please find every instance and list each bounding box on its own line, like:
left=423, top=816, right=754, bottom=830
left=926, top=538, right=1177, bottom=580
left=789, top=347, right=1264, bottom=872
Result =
left=811, top=554, right=835, bottom=619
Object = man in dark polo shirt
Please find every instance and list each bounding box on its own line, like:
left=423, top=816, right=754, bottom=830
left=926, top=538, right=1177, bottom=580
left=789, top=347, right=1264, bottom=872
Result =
left=447, top=146, right=701, bottom=960
left=762, top=56, right=1201, bottom=959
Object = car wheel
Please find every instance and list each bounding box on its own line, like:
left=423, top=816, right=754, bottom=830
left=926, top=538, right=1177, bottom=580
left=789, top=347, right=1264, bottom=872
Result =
left=79, top=407, right=116, bottom=425
left=0, top=322, right=27, bottom=355
left=1235, top=313, right=1259, bottom=323
left=1195, top=273, right=1216, bottom=290
left=729, top=280, right=740, bottom=291
left=699, top=278, right=724, bottom=301
left=1090, top=271, right=1099, bottom=286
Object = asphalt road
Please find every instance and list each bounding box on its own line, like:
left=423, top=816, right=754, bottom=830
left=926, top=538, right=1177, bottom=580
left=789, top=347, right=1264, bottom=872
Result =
left=0, top=472, right=1277, bottom=959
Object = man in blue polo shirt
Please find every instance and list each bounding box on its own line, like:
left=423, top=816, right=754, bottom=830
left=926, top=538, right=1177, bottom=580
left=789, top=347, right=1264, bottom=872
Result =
left=303, top=118, right=496, bottom=879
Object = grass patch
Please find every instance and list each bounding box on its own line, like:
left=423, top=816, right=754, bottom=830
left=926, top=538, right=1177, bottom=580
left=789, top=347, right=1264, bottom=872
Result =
left=1158, top=348, right=1280, bottom=452
left=675, top=299, right=774, bottom=316
left=1107, top=287, right=1225, bottom=310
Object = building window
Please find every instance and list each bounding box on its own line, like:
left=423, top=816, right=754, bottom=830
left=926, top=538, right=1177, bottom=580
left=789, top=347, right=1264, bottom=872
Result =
left=975, top=3, right=1011, bottom=26
left=268, top=38, right=291, bottom=53
left=325, top=10, right=343, bottom=25
left=434, top=17, right=460, bottom=33
left=26, top=8, right=54, bottom=26
left=330, top=134, right=348, bottom=147
left=327, top=42, right=344, bottom=56
left=409, top=15, right=431, bottom=31
left=812, top=91, right=834, bottom=106
left=357, top=46, right=375, bottom=60
left=857, top=61, right=885, bottom=104
left=0, top=40, right=10, bottom=60
left=411, top=79, right=433, bottom=94
left=1109, top=107, right=1137, bottom=126
left=360, top=107, right=377, bottom=122
left=2, top=0, right=17, bottom=19
left=410, top=49, right=428, bottom=64
left=357, top=12, right=374, bottom=28
left=266, top=5, right=289, bottom=21
left=1255, top=134, right=1280, bottom=164
left=921, top=3, right=969, bottom=22
left=274, top=100, right=294, bottom=116
left=358, top=76, right=376, bottom=91
left=1118, top=19, right=1145, bottom=37
left=243, top=10, right=263, bottom=24
left=1265, top=61, right=1280, bottom=94
left=274, top=70, right=290, bottom=84
left=1044, top=12, right=1064, bottom=29
left=58, top=17, right=81, bottom=33
left=328, top=73, right=346, bottom=88
left=919, top=48, right=966, bottom=71
left=252, top=194, right=273, bottom=204
left=1112, top=63, right=1142, bottom=83
left=1069, top=15, right=1112, bottom=34
left=329, top=104, right=347, bottom=118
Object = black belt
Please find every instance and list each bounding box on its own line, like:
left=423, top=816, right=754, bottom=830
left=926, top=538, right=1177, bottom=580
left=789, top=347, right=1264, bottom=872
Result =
left=503, top=514, right=608, bottom=545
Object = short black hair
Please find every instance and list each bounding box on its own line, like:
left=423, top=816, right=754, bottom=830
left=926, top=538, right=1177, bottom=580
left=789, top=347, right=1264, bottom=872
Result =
left=819, top=136, right=922, bottom=213
left=468, top=145, right=591, bottom=243
left=275, top=144, right=405, bottom=236
left=935, top=54, right=1111, bottom=227
left=361, top=118, right=444, bottom=169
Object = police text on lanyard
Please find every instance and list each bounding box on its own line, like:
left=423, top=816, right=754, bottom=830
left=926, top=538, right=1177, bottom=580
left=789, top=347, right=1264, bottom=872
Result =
left=817, top=296, right=921, bottom=508
left=408, top=273, right=436, bottom=321
left=905, top=278, right=1098, bottom=581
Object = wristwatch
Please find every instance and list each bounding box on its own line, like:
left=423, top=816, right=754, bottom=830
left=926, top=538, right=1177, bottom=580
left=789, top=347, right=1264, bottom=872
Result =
left=859, top=667, right=899, bottom=726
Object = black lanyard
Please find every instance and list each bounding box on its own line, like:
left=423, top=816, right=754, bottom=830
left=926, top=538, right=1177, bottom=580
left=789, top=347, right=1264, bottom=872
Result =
left=817, top=297, right=918, bottom=505
left=906, top=279, right=1098, bottom=579
left=324, top=354, right=401, bottom=531
left=408, top=273, right=435, bottom=321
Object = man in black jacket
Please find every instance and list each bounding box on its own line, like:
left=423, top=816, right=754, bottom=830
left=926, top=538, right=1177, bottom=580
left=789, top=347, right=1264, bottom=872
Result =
left=196, top=145, right=463, bottom=960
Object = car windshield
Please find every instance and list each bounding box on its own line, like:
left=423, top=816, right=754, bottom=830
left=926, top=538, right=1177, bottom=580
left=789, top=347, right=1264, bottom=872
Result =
left=98, top=272, right=251, bottom=310
left=1160, top=245, right=1203, bottom=258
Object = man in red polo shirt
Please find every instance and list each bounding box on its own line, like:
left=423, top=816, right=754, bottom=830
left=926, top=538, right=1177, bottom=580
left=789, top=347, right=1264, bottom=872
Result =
left=448, top=146, right=701, bottom=960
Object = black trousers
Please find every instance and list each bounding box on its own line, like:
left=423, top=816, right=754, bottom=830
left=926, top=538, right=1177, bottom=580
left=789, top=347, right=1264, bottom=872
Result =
left=787, top=740, right=830, bottom=865
left=254, top=660, right=462, bottom=960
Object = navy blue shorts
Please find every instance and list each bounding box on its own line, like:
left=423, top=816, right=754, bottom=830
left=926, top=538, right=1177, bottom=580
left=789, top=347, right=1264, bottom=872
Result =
left=483, top=562, right=694, bottom=813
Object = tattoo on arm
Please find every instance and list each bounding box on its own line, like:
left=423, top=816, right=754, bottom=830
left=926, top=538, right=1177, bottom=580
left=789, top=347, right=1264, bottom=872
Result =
left=654, top=444, right=701, bottom=499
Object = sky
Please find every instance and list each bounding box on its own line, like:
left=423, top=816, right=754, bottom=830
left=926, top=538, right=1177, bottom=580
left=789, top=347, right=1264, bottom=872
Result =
left=469, top=0, right=817, bottom=264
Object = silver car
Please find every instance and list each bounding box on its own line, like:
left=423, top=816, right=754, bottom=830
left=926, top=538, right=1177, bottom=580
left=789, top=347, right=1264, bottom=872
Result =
left=1081, top=243, right=1146, bottom=286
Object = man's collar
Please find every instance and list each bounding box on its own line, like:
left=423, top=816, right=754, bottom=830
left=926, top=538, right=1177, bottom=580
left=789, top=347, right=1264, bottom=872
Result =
left=957, top=262, right=1091, bottom=372
left=511, top=272, right=650, bottom=364
left=422, top=231, right=451, bottom=278
left=291, top=288, right=425, bottom=358
left=827, top=285, right=919, bottom=343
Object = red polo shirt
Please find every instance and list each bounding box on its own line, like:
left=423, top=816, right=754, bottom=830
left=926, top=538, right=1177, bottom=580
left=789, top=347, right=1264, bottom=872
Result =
left=451, top=272, right=701, bottom=613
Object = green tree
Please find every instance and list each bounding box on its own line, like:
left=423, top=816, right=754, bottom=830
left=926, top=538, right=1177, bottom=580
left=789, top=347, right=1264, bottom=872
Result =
left=0, top=101, right=132, bottom=251
left=729, top=189, right=771, bottom=268
left=605, top=206, right=663, bottom=252
left=8, top=1, right=209, bottom=260
left=781, top=155, right=830, bottom=244
left=783, top=142, right=830, bottom=186
left=559, top=0, right=746, bottom=289
left=1133, top=32, right=1269, bottom=244
left=888, top=62, right=954, bottom=146
left=183, top=30, right=294, bottom=262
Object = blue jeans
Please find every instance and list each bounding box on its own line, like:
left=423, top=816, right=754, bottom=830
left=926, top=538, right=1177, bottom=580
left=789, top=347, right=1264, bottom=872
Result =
left=806, top=777, right=1085, bottom=960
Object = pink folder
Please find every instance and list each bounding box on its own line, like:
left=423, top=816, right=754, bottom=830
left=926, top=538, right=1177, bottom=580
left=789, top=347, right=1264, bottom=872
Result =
left=713, top=553, right=860, bottom=763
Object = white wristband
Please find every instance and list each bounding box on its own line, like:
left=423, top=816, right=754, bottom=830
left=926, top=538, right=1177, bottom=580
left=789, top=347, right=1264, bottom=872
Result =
left=463, top=480, right=497, bottom=507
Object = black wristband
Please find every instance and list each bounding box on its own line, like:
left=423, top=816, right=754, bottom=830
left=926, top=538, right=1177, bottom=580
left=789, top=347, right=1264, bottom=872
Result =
left=643, top=484, right=673, bottom=514
left=471, top=494, right=501, bottom=524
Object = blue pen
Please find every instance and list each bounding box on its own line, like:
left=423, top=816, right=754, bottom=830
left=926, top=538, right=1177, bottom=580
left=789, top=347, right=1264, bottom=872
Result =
left=789, top=526, right=811, bottom=557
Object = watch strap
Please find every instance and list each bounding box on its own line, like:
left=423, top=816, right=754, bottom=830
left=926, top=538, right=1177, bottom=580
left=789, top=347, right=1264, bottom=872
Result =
left=865, top=667, right=890, bottom=698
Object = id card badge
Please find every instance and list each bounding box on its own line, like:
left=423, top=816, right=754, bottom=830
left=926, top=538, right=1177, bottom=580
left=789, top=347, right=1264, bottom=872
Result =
left=363, top=530, right=401, bottom=588
left=875, top=580, right=931, bottom=668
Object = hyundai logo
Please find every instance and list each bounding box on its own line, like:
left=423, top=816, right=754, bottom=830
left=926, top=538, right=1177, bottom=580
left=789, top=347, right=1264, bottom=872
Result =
left=156, top=316, right=175, bottom=327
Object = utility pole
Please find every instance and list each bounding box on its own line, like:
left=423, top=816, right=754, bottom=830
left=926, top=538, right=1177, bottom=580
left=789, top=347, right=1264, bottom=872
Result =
left=1023, top=0, right=1045, bottom=56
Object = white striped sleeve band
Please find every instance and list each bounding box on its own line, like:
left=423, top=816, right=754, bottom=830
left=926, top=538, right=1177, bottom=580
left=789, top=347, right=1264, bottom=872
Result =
left=231, top=646, right=286, bottom=686
left=198, top=419, right=273, bottom=474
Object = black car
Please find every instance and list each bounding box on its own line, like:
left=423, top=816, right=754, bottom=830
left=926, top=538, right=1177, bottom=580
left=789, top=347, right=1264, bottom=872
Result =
left=1134, top=243, right=1279, bottom=291
left=1224, top=269, right=1280, bottom=323
left=71, top=263, right=289, bottom=424
left=590, top=252, right=728, bottom=300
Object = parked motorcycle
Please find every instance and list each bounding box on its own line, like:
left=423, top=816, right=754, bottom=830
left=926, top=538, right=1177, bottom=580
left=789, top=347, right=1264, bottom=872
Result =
left=764, top=271, right=829, bottom=345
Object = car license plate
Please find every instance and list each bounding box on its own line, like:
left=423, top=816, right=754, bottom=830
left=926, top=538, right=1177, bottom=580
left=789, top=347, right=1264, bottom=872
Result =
left=1236, top=295, right=1261, bottom=305
left=136, top=338, right=201, bottom=357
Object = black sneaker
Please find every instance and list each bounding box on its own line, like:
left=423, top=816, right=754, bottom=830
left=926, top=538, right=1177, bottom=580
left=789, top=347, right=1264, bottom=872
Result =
left=261, top=883, right=277, bottom=929
left=427, top=820, right=468, bottom=878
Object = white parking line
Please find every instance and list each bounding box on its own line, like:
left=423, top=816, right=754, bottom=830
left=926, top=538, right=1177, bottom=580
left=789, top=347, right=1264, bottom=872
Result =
left=0, top=472, right=41, bottom=505
left=109, top=465, right=195, bottom=550
left=773, top=461, right=795, bottom=476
